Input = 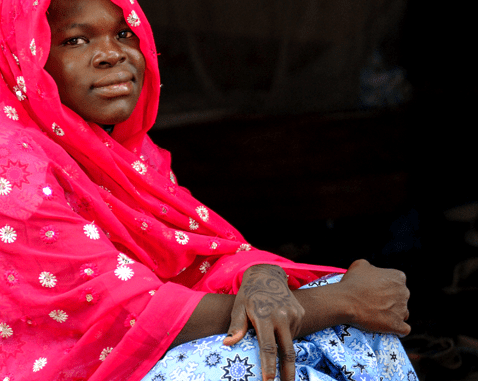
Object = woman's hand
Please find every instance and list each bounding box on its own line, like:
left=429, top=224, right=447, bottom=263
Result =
left=223, top=264, right=304, bottom=381
left=338, top=259, right=411, bottom=337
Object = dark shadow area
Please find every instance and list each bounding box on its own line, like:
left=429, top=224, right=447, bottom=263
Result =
left=147, top=0, right=478, bottom=378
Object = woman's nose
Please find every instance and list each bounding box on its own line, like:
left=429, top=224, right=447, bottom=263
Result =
left=92, top=38, right=126, bottom=68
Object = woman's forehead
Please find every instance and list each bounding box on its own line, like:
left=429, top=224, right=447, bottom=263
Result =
left=47, top=0, right=124, bottom=28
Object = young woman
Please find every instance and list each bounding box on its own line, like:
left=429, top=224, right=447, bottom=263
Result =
left=0, top=0, right=416, bottom=379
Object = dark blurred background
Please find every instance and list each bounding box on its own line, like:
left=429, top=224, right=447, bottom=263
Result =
left=143, top=0, right=477, bottom=376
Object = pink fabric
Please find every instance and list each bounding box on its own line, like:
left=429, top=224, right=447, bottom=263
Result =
left=0, top=0, right=346, bottom=379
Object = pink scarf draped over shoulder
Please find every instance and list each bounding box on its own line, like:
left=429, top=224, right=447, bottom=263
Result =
left=0, top=0, right=345, bottom=379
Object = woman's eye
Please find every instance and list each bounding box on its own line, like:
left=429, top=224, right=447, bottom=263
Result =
left=118, top=30, right=134, bottom=39
left=64, top=37, right=87, bottom=46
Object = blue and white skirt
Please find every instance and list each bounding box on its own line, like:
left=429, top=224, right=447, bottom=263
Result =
left=142, top=274, right=418, bottom=381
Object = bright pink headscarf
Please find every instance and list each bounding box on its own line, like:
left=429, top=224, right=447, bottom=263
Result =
left=0, top=0, right=345, bottom=379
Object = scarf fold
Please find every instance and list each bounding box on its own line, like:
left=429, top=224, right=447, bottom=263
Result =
left=0, top=0, right=345, bottom=379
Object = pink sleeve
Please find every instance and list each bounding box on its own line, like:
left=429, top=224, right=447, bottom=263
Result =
left=0, top=149, right=205, bottom=381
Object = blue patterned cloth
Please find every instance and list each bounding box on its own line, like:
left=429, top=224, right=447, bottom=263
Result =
left=142, top=274, right=418, bottom=381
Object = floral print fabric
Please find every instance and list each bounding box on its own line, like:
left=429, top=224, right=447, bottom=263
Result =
left=143, top=275, right=418, bottom=381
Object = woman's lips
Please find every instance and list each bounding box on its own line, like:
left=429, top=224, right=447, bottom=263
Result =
left=92, top=72, right=134, bottom=98
left=93, top=81, right=134, bottom=98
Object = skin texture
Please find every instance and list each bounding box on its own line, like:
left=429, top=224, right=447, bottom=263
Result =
left=44, top=1, right=411, bottom=380
left=45, top=0, right=145, bottom=128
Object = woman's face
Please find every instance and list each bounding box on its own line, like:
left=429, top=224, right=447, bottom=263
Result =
left=45, top=0, right=146, bottom=128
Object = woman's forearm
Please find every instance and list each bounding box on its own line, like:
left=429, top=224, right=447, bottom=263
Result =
left=169, top=285, right=349, bottom=349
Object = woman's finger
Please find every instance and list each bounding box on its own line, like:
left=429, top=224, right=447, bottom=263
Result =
left=276, top=326, right=296, bottom=381
left=254, top=321, right=279, bottom=381
left=223, top=302, right=249, bottom=346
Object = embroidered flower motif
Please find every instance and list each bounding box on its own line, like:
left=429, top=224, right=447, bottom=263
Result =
left=130, top=0, right=135, bottom=4
left=33, top=357, right=47, bottom=372
left=4, top=270, right=19, bottom=286
left=0, top=225, right=17, bottom=243
left=114, top=265, right=134, bottom=281
left=209, top=239, right=219, bottom=250
left=80, top=263, right=98, bottom=279
left=175, top=231, right=189, bottom=245
left=39, top=271, right=57, bottom=288
left=3, top=106, right=18, bottom=121
left=117, top=253, right=135, bottom=266
left=13, top=86, right=26, bottom=101
left=16, top=76, right=26, bottom=93
left=199, top=261, right=211, bottom=274
left=159, top=204, right=169, bottom=214
left=134, top=218, right=152, bottom=233
left=124, top=313, right=138, bottom=328
left=0, top=177, right=12, bottom=196
left=39, top=225, right=59, bottom=244
left=170, top=171, right=176, bottom=184
left=127, top=10, right=141, bottom=27
left=52, top=123, right=64, bottom=136
left=39, top=184, right=53, bottom=199
left=236, top=243, right=252, bottom=253
left=83, top=222, right=100, bottom=240
left=189, top=217, right=199, bottom=231
left=49, top=310, right=68, bottom=323
left=81, top=288, right=99, bottom=304
left=149, top=290, right=156, bottom=296
left=1, top=373, right=14, bottom=381
left=0, top=322, right=13, bottom=338
left=12, top=53, right=19, bottom=66
left=131, top=160, right=147, bottom=175
left=196, top=206, right=209, bottom=222
left=30, top=38, right=36, bottom=55
left=99, top=347, right=113, bottom=362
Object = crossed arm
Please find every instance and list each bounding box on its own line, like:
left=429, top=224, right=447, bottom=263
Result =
left=170, top=259, right=411, bottom=381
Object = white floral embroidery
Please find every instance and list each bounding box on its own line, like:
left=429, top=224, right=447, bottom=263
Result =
left=115, top=265, right=134, bottom=281
left=189, top=217, right=199, bottom=231
left=99, top=347, right=114, bottom=361
left=149, top=290, right=156, bottom=296
left=39, top=271, right=57, bottom=288
left=210, top=241, right=218, bottom=250
left=0, top=225, right=17, bottom=244
left=117, top=253, right=135, bottom=266
left=33, top=0, right=38, bottom=6
left=42, top=186, right=53, bottom=197
left=16, top=76, right=26, bottom=93
left=131, top=160, right=147, bottom=175
left=52, top=123, right=64, bottom=136
left=12, top=53, right=19, bottom=66
left=236, top=243, right=252, bottom=253
left=13, top=86, right=26, bottom=101
left=175, top=231, right=189, bottom=245
left=83, top=223, right=100, bottom=240
left=33, top=357, right=47, bottom=372
left=49, top=310, right=68, bottom=323
left=170, top=171, right=176, bottom=184
left=0, top=322, right=13, bottom=338
left=199, top=261, right=211, bottom=274
left=130, top=0, right=135, bottom=4
left=196, top=206, right=209, bottom=222
left=3, top=106, right=18, bottom=121
left=127, top=10, right=141, bottom=27
left=0, top=177, right=12, bottom=196
left=30, top=38, right=36, bottom=55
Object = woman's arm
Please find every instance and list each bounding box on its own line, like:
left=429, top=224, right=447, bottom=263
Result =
left=170, top=259, right=410, bottom=381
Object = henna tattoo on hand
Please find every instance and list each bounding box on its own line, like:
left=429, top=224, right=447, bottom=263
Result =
left=243, top=265, right=292, bottom=319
